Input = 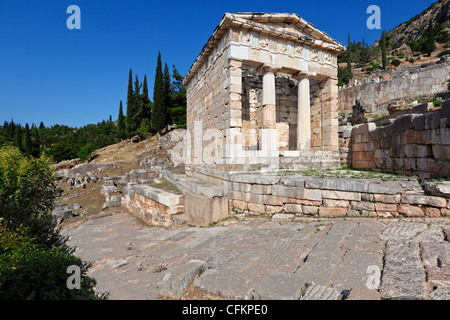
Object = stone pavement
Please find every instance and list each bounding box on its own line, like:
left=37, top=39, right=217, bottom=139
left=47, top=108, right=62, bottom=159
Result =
left=62, top=212, right=450, bottom=300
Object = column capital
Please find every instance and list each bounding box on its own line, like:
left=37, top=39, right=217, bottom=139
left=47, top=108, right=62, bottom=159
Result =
left=258, top=64, right=280, bottom=75
left=292, top=70, right=316, bottom=80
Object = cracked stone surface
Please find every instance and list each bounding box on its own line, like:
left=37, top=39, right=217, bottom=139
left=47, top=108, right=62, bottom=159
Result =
left=62, top=212, right=450, bottom=300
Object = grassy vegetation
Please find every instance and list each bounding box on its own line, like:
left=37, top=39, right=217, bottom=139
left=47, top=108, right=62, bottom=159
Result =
left=283, top=167, right=417, bottom=181
left=147, top=178, right=182, bottom=195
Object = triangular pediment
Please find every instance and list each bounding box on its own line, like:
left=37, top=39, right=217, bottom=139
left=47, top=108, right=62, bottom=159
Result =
left=229, top=13, right=344, bottom=51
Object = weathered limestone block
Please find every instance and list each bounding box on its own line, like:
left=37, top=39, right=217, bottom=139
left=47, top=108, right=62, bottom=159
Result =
left=322, top=199, right=350, bottom=208
left=351, top=201, right=375, bottom=211
left=397, top=204, right=425, bottom=217
left=432, top=144, right=450, bottom=161
left=425, top=207, right=441, bottom=217
left=373, top=194, right=401, bottom=204
left=319, top=207, right=347, bottom=217
left=263, top=194, right=284, bottom=206
left=375, top=203, right=397, bottom=212
left=266, top=205, right=284, bottom=215
left=230, top=199, right=248, bottom=211
left=284, top=203, right=302, bottom=214
left=302, top=206, right=319, bottom=215
left=247, top=202, right=266, bottom=214
left=401, top=194, right=447, bottom=208
left=322, top=190, right=361, bottom=201
left=184, top=191, right=229, bottom=227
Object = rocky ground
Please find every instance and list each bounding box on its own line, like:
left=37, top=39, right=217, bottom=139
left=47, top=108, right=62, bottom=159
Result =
left=62, top=210, right=450, bottom=300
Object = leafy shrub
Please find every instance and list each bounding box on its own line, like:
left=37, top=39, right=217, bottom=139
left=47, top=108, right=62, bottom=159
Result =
left=0, top=146, right=64, bottom=249
left=0, top=222, right=106, bottom=300
left=78, top=143, right=96, bottom=162
left=398, top=52, right=405, bottom=58
left=409, top=58, right=416, bottom=63
left=391, top=59, right=401, bottom=67
left=438, top=49, right=450, bottom=57
left=429, top=98, right=442, bottom=107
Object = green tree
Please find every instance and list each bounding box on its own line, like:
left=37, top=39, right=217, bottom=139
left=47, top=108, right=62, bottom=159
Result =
left=169, top=65, right=187, bottom=128
left=347, top=34, right=353, bottom=77
left=423, top=19, right=436, bottom=56
left=0, top=146, right=63, bottom=249
left=152, top=52, right=165, bottom=133
left=163, top=63, right=172, bottom=127
left=24, top=123, right=32, bottom=157
left=142, top=74, right=151, bottom=127
left=117, top=100, right=126, bottom=141
left=381, top=30, right=387, bottom=69
left=126, top=69, right=134, bottom=138
left=14, top=125, right=23, bottom=152
left=31, top=125, right=40, bottom=157
left=0, top=147, right=106, bottom=299
left=78, top=143, right=96, bottom=162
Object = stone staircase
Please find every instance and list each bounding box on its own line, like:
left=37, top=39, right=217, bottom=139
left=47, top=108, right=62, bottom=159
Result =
left=158, top=170, right=229, bottom=227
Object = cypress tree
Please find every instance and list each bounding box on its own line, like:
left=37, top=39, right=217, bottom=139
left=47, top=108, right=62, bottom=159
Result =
left=117, top=100, right=126, bottom=141
left=142, top=75, right=151, bottom=126
left=126, top=69, right=134, bottom=138
left=347, top=34, right=353, bottom=78
left=163, top=62, right=172, bottom=128
left=14, top=125, right=23, bottom=152
left=152, top=52, right=165, bottom=133
left=24, top=123, right=32, bottom=156
left=423, top=19, right=436, bottom=56
left=381, top=30, right=387, bottom=69
left=32, top=125, right=40, bottom=157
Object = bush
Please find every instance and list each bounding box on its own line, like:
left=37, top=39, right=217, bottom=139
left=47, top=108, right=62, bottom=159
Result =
left=391, top=59, right=401, bottom=67
left=398, top=52, right=405, bottom=58
left=409, top=58, right=416, bottom=63
left=429, top=98, right=442, bottom=107
left=78, top=143, right=96, bottom=162
left=0, top=222, right=106, bottom=300
left=0, top=146, right=64, bottom=249
left=438, top=49, right=450, bottom=57
left=0, top=147, right=107, bottom=299
left=137, top=118, right=151, bottom=137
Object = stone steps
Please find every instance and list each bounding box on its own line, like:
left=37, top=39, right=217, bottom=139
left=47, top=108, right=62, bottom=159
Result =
left=160, top=170, right=227, bottom=198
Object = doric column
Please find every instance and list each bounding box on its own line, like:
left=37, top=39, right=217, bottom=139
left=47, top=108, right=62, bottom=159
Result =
left=260, top=65, right=278, bottom=152
left=296, top=76, right=311, bottom=150
left=262, top=67, right=277, bottom=129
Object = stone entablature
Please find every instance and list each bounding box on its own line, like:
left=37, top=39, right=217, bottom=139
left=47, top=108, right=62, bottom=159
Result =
left=183, top=13, right=345, bottom=171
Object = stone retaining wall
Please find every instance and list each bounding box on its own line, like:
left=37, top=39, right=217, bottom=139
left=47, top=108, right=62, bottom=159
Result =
left=122, top=184, right=184, bottom=228
left=228, top=175, right=450, bottom=219
left=349, top=100, right=450, bottom=179
left=338, top=58, right=450, bottom=115
left=185, top=165, right=450, bottom=219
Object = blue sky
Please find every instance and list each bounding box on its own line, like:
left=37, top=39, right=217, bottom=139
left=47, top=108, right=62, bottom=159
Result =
left=0, top=0, right=436, bottom=128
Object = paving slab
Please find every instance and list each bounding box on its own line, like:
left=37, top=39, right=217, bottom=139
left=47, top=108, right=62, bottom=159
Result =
left=193, top=267, right=259, bottom=300
left=300, top=283, right=342, bottom=300
left=253, top=272, right=307, bottom=300
left=161, top=259, right=206, bottom=299
left=380, top=240, right=427, bottom=299
left=63, top=212, right=450, bottom=300
left=331, top=250, right=382, bottom=293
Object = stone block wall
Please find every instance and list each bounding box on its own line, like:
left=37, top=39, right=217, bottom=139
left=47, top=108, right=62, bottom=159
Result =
left=122, top=184, right=184, bottom=228
left=338, top=59, right=450, bottom=115
left=228, top=175, right=450, bottom=219
left=349, top=100, right=450, bottom=178
left=186, top=32, right=230, bottom=164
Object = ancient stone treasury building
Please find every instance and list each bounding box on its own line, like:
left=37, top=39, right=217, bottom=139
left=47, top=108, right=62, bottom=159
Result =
left=182, top=13, right=345, bottom=172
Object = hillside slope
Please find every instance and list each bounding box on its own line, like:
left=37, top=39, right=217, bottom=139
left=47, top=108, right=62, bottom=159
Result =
left=377, top=0, right=449, bottom=46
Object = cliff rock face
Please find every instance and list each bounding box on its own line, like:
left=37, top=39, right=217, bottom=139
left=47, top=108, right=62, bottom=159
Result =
left=374, top=0, right=450, bottom=46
